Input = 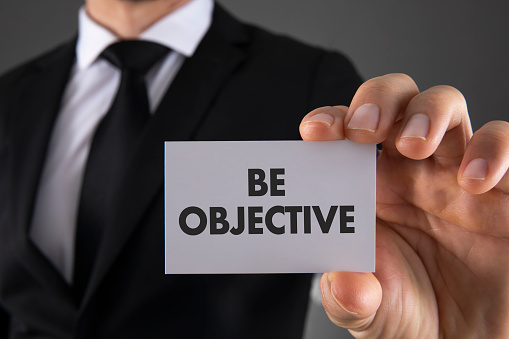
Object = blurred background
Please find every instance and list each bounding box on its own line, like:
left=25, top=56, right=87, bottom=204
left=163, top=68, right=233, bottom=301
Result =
left=1, top=0, right=508, bottom=338
left=1, top=0, right=508, bottom=130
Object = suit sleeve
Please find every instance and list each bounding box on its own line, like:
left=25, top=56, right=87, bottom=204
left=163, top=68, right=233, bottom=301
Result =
left=0, top=305, right=9, bottom=338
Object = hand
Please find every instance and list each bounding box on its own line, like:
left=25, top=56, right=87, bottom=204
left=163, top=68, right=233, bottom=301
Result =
left=299, top=74, right=509, bottom=338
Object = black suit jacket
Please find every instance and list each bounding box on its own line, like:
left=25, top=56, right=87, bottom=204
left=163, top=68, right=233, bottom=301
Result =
left=0, top=5, right=362, bottom=339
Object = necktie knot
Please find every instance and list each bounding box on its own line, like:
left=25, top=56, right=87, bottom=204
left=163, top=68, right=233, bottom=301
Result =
left=102, top=40, right=170, bottom=74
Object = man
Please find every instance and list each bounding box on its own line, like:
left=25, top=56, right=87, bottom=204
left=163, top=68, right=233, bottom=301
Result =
left=0, top=0, right=508, bottom=338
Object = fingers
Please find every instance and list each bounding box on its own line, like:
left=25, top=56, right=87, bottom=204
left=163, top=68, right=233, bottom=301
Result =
left=301, top=74, right=508, bottom=192
left=346, top=80, right=470, bottom=160
left=458, top=120, right=509, bottom=194
left=320, top=272, right=382, bottom=331
left=300, top=73, right=419, bottom=143
left=301, top=74, right=471, bottom=162
left=344, top=75, right=470, bottom=161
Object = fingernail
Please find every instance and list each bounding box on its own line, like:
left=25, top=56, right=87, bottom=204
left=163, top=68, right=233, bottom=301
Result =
left=304, top=112, right=335, bottom=126
left=347, top=103, right=380, bottom=132
left=462, top=158, right=488, bottom=180
left=401, top=113, right=430, bottom=140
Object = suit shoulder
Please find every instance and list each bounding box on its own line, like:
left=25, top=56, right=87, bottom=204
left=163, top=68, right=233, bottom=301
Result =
left=0, top=39, right=75, bottom=136
left=215, top=5, right=360, bottom=83
left=238, top=22, right=362, bottom=107
left=0, top=39, right=75, bottom=92
left=243, top=22, right=355, bottom=70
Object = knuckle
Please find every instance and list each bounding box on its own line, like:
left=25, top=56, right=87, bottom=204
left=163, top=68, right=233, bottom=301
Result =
left=359, top=77, right=395, bottom=94
left=385, top=72, right=416, bottom=85
left=476, top=121, right=509, bottom=145
left=414, top=85, right=468, bottom=118
left=359, top=73, right=419, bottom=98
left=482, top=120, right=509, bottom=133
left=426, top=85, right=466, bottom=106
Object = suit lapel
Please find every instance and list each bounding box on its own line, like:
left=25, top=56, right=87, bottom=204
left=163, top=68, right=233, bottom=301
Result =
left=10, top=41, right=76, bottom=301
left=82, top=6, right=249, bottom=305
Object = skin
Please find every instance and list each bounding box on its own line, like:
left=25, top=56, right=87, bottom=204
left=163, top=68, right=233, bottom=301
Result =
left=85, top=1, right=509, bottom=336
left=85, top=0, right=192, bottom=38
left=300, top=74, right=509, bottom=338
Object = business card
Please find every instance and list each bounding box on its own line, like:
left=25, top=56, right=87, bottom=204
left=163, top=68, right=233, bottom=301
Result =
left=164, top=140, right=375, bottom=274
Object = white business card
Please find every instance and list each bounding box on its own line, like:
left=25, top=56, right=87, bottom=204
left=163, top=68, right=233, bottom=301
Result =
left=164, top=140, right=375, bottom=274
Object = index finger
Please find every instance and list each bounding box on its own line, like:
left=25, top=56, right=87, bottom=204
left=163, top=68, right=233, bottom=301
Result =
left=345, top=73, right=419, bottom=144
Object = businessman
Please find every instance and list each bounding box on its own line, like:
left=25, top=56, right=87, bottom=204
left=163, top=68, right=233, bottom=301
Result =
left=0, top=0, right=508, bottom=338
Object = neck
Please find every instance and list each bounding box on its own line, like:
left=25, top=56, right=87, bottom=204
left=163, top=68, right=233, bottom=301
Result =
left=85, top=0, right=192, bottom=39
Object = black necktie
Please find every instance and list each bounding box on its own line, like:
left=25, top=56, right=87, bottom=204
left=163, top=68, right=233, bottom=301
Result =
left=73, top=41, right=170, bottom=302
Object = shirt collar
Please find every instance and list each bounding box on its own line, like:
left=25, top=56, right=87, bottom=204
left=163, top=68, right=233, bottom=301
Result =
left=76, top=0, right=214, bottom=70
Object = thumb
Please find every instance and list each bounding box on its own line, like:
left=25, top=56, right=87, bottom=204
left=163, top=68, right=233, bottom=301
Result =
left=321, top=272, right=382, bottom=333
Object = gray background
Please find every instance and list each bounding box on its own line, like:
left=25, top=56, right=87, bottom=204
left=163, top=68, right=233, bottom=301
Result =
left=1, top=0, right=508, bottom=338
left=1, top=0, right=508, bottom=130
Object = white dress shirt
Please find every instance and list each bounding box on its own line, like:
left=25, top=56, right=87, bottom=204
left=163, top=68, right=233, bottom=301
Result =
left=29, top=0, right=214, bottom=283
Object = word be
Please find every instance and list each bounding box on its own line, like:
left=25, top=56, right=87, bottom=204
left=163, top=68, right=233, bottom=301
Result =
left=248, top=168, right=285, bottom=196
